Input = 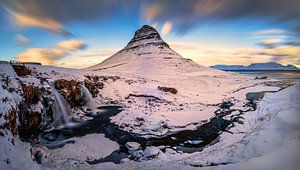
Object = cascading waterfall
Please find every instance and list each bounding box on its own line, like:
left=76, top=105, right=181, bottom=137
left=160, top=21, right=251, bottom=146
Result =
left=80, top=84, right=98, bottom=115
left=51, top=85, right=72, bottom=128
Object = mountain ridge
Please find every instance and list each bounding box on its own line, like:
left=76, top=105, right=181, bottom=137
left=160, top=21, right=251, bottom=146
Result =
left=210, top=62, right=299, bottom=71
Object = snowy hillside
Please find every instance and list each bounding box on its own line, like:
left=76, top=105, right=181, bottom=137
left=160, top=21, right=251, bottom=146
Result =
left=211, top=62, right=299, bottom=71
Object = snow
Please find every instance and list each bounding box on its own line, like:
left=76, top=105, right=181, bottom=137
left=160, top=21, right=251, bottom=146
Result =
left=33, top=134, right=119, bottom=167
left=126, top=142, right=141, bottom=150
left=0, top=131, right=42, bottom=170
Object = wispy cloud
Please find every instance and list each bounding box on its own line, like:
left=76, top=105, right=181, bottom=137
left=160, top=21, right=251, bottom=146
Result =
left=2, top=0, right=300, bottom=36
left=55, top=48, right=118, bottom=68
left=258, top=38, right=283, bottom=48
left=252, top=29, right=287, bottom=36
left=16, top=34, right=29, bottom=46
left=141, top=0, right=300, bottom=33
left=169, top=40, right=300, bottom=67
left=9, top=11, right=68, bottom=35
left=57, top=40, right=87, bottom=51
left=1, top=0, right=126, bottom=35
left=161, top=22, right=172, bottom=36
left=17, top=39, right=87, bottom=65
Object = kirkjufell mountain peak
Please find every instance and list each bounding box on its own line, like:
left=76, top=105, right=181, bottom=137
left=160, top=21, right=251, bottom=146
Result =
left=124, top=25, right=170, bottom=51
left=88, top=25, right=212, bottom=74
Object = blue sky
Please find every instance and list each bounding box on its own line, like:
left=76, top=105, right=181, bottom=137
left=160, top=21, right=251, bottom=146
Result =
left=0, top=0, right=299, bottom=68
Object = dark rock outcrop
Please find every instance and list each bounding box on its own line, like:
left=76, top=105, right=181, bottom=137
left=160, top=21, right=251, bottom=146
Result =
left=12, top=65, right=31, bottom=76
left=84, top=75, right=120, bottom=97
left=157, top=86, right=178, bottom=94
left=20, top=81, right=41, bottom=104
left=18, top=103, right=41, bottom=139
left=54, top=79, right=82, bottom=107
left=0, top=108, right=18, bottom=135
left=123, top=25, right=170, bottom=51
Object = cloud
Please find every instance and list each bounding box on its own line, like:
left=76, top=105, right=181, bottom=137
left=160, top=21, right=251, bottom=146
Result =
left=141, top=0, right=300, bottom=33
left=57, top=40, right=86, bottom=51
left=17, top=39, right=86, bottom=65
left=1, top=0, right=127, bottom=35
left=161, top=22, right=172, bottom=36
left=3, top=0, right=300, bottom=36
left=17, top=48, right=66, bottom=65
left=169, top=40, right=300, bottom=67
left=252, top=29, right=287, bottom=36
left=259, top=38, right=283, bottom=48
left=16, top=34, right=29, bottom=46
left=9, top=11, right=68, bottom=35
left=55, top=48, right=118, bottom=68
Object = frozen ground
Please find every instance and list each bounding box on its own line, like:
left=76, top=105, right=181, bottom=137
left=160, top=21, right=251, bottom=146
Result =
left=1, top=63, right=298, bottom=170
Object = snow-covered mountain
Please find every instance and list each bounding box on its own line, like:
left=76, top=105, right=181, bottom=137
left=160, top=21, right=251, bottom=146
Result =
left=210, top=62, right=299, bottom=71
left=88, top=25, right=212, bottom=75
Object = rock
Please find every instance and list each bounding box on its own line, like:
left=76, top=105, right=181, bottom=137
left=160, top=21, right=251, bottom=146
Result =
left=254, top=76, right=268, bottom=80
left=20, top=81, right=41, bottom=104
left=126, top=142, right=141, bottom=150
left=1, top=108, right=18, bottom=135
left=158, top=145, right=166, bottom=152
left=142, top=146, right=160, bottom=158
left=12, top=65, right=31, bottom=76
left=54, top=79, right=82, bottom=107
left=83, top=79, right=103, bottom=98
left=120, top=158, right=130, bottom=164
left=18, top=103, right=41, bottom=138
left=184, top=140, right=203, bottom=145
left=157, top=86, right=178, bottom=94
left=220, top=101, right=233, bottom=109
left=124, top=25, right=170, bottom=51
left=165, top=148, right=177, bottom=154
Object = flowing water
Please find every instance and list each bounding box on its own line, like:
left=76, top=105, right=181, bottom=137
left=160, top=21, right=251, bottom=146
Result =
left=50, top=85, right=79, bottom=129
left=37, top=74, right=296, bottom=164
left=80, top=84, right=98, bottom=115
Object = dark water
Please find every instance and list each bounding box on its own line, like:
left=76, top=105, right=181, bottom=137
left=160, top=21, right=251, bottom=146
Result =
left=229, top=70, right=300, bottom=80
left=38, top=99, right=258, bottom=163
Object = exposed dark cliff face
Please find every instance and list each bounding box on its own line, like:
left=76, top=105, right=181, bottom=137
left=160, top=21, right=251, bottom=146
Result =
left=83, top=75, right=120, bottom=97
left=54, top=79, right=83, bottom=107
left=123, top=25, right=170, bottom=51
left=18, top=103, right=41, bottom=139
left=1, top=109, right=18, bottom=135
left=12, top=65, right=31, bottom=77
left=20, top=81, right=41, bottom=104
left=18, top=82, right=43, bottom=139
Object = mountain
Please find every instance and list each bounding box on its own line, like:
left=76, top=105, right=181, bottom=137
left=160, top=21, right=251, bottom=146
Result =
left=88, top=25, right=212, bottom=74
left=210, top=62, right=299, bottom=71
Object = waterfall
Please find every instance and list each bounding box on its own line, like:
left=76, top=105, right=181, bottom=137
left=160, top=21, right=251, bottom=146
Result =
left=51, top=85, right=72, bottom=128
left=80, top=84, right=97, bottom=115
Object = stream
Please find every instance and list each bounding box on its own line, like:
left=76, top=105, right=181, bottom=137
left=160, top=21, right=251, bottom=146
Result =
left=35, top=82, right=288, bottom=164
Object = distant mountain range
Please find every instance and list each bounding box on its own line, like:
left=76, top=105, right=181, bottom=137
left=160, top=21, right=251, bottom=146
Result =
left=210, top=62, right=299, bottom=71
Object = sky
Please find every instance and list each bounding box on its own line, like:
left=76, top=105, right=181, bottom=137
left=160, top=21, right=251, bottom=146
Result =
left=0, top=0, right=300, bottom=68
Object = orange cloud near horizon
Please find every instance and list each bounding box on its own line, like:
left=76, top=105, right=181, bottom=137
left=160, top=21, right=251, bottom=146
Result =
left=17, top=39, right=87, bottom=65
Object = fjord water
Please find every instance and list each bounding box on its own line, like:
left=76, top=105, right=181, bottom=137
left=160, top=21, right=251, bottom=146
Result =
left=230, top=70, right=300, bottom=80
